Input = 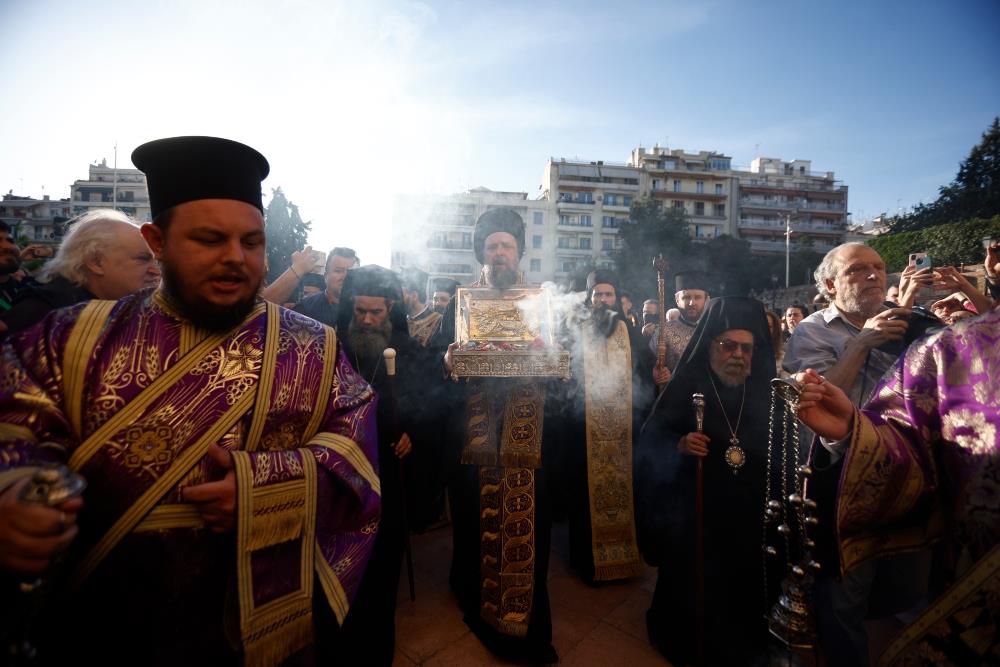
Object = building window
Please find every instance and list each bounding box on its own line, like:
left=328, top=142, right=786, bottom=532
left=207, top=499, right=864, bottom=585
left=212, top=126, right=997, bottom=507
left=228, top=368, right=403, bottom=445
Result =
left=602, top=238, right=613, bottom=251
left=602, top=216, right=618, bottom=228
left=558, top=236, right=570, bottom=248
left=695, top=202, right=705, bottom=216
left=715, top=183, right=723, bottom=195
left=533, top=211, right=544, bottom=225
left=580, top=214, right=592, bottom=226
left=714, top=204, right=725, bottom=217
left=673, top=180, right=681, bottom=192
left=652, top=179, right=661, bottom=191
left=664, top=160, right=676, bottom=170
left=696, top=181, right=704, bottom=194
left=578, top=192, right=593, bottom=204
left=603, top=194, right=616, bottom=206
left=580, top=237, right=591, bottom=250
left=672, top=201, right=684, bottom=211
left=559, top=214, right=571, bottom=225
left=561, top=260, right=576, bottom=272
left=622, top=195, right=632, bottom=207
left=530, top=258, right=541, bottom=272
left=533, top=235, right=542, bottom=249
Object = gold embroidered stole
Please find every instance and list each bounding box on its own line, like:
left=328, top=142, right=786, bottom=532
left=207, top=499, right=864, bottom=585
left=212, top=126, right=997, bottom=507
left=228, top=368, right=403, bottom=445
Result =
left=582, top=320, right=641, bottom=581
left=409, top=310, right=442, bottom=347
left=879, top=543, right=1000, bottom=666
left=461, top=379, right=545, bottom=638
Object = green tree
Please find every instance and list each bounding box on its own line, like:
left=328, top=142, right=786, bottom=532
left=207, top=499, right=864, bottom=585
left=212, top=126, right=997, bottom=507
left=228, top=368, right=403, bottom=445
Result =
left=891, top=117, right=1000, bottom=232
left=868, top=215, right=1000, bottom=272
left=264, top=187, right=312, bottom=283
left=614, top=198, right=692, bottom=302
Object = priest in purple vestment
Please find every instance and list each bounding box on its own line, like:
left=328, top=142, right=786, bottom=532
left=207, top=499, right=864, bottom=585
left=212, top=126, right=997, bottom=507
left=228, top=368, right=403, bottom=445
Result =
left=0, top=136, right=380, bottom=665
left=793, top=308, right=999, bottom=666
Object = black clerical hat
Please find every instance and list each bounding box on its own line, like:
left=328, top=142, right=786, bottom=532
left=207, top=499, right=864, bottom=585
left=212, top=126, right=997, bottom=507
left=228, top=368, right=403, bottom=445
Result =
left=586, top=269, right=619, bottom=293
left=473, top=208, right=525, bottom=264
left=430, top=277, right=459, bottom=297
left=131, top=136, right=270, bottom=219
left=674, top=270, right=711, bottom=293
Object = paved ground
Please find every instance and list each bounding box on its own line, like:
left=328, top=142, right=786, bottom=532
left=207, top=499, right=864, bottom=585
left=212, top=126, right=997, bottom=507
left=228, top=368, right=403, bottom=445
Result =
left=391, top=522, right=901, bottom=666
left=392, top=521, right=669, bottom=666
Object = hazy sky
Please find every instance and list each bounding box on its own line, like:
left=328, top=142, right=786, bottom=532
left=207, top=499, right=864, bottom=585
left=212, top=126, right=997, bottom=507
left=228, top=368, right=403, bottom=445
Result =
left=2, top=0, right=998, bottom=265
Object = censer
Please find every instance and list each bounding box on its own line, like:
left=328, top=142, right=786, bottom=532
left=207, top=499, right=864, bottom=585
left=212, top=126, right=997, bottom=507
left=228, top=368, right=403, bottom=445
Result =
left=763, top=378, right=821, bottom=652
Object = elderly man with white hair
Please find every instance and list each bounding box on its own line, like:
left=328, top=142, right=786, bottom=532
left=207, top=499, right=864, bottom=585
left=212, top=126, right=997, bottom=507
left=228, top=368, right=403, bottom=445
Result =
left=782, top=241, right=934, bottom=667
left=0, top=209, right=160, bottom=335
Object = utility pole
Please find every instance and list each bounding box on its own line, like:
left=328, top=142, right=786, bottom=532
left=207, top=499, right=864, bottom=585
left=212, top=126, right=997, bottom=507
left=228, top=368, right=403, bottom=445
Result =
left=112, top=143, right=118, bottom=212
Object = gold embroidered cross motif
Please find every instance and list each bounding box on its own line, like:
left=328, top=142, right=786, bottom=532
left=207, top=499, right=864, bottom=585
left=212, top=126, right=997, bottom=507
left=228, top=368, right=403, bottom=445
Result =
left=123, top=425, right=173, bottom=468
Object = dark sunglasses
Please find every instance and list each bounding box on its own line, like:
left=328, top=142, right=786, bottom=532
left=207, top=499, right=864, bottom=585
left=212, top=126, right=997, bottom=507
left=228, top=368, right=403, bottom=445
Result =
left=715, top=338, right=754, bottom=355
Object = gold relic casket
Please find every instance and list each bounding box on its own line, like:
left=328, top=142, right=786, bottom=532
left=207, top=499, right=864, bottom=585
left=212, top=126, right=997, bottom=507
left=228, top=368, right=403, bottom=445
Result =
left=452, top=285, right=570, bottom=379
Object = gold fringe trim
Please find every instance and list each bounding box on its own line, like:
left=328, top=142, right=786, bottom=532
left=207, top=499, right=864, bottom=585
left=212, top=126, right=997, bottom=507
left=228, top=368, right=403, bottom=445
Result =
left=242, top=599, right=314, bottom=667
left=246, top=481, right=307, bottom=551
left=594, top=562, right=643, bottom=582
left=134, top=504, right=205, bottom=532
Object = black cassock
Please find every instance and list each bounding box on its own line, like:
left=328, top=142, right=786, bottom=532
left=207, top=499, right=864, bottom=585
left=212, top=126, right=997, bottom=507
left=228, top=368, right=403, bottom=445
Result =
left=636, top=297, right=782, bottom=666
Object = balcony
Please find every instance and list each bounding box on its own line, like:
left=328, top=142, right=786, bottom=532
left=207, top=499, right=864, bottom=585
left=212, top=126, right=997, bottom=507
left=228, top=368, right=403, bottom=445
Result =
left=557, top=198, right=594, bottom=208
left=801, top=201, right=846, bottom=212
left=556, top=246, right=595, bottom=256
left=650, top=189, right=727, bottom=200
left=740, top=180, right=847, bottom=195
left=739, top=198, right=797, bottom=210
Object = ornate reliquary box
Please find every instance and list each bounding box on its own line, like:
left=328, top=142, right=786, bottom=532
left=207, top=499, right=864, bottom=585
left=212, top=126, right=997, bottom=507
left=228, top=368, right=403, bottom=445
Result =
left=452, top=286, right=570, bottom=378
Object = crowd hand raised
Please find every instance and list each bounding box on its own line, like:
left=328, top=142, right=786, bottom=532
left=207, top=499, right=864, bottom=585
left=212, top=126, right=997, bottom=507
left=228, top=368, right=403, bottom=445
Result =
left=182, top=445, right=236, bottom=533
left=393, top=433, right=412, bottom=458
left=933, top=266, right=972, bottom=293
left=858, top=307, right=910, bottom=347
left=652, top=363, right=671, bottom=387
left=290, top=245, right=317, bottom=277
left=985, top=242, right=1000, bottom=282
left=678, top=432, right=710, bottom=457
left=0, top=477, right=83, bottom=575
left=641, top=323, right=656, bottom=337
left=898, top=266, right=933, bottom=308
left=793, top=369, right=854, bottom=441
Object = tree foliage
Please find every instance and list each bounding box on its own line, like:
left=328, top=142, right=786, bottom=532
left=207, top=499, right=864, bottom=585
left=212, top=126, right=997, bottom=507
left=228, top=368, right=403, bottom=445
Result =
left=867, top=215, right=1000, bottom=272
left=890, top=117, right=1000, bottom=232
left=614, top=198, right=692, bottom=302
left=612, top=197, right=824, bottom=302
left=264, top=187, right=312, bottom=283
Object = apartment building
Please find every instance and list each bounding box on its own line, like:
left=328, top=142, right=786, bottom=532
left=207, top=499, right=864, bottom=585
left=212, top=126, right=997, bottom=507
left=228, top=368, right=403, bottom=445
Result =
left=733, top=157, right=848, bottom=254
left=71, top=159, right=152, bottom=222
left=0, top=193, right=72, bottom=245
left=629, top=146, right=738, bottom=239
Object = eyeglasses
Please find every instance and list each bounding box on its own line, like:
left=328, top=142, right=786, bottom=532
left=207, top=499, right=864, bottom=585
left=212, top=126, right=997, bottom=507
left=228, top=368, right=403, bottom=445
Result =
left=715, top=338, right=754, bottom=355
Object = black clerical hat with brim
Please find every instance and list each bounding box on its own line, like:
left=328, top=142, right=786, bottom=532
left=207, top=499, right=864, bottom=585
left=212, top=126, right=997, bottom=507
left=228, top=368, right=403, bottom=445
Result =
left=131, top=136, right=270, bottom=219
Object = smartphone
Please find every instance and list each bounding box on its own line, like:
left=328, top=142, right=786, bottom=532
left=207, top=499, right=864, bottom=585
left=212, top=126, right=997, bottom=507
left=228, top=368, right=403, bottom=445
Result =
left=908, top=252, right=932, bottom=271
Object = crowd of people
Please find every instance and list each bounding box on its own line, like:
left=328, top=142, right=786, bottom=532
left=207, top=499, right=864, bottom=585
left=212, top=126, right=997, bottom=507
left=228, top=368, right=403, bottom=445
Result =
left=0, top=135, right=997, bottom=666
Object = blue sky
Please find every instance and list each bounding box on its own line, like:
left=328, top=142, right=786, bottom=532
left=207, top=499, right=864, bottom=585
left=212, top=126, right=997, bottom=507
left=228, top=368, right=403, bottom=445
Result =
left=1, top=0, right=997, bottom=265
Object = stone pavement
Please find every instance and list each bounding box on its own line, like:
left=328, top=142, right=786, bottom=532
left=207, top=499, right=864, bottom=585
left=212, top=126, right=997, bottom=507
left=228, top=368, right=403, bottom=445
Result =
left=392, top=521, right=670, bottom=666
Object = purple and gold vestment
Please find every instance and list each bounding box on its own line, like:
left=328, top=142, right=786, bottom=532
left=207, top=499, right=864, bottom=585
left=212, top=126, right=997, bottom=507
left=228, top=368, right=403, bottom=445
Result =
left=836, top=308, right=999, bottom=665
left=0, top=289, right=380, bottom=664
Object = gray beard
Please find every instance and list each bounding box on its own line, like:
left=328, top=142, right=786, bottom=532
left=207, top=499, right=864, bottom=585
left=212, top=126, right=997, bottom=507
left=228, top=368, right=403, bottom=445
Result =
left=347, top=318, right=392, bottom=366
left=842, top=289, right=885, bottom=319
left=711, top=360, right=751, bottom=388
left=485, top=264, right=518, bottom=289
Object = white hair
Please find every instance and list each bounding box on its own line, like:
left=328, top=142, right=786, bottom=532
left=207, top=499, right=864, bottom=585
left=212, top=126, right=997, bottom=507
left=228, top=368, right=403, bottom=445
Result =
left=38, top=209, right=140, bottom=286
left=813, top=242, right=871, bottom=301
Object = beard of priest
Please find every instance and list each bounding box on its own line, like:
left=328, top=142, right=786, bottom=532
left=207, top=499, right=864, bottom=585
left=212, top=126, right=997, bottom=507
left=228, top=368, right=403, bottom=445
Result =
left=708, top=329, right=754, bottom=387
left=346, top=298, right=393, bottom=369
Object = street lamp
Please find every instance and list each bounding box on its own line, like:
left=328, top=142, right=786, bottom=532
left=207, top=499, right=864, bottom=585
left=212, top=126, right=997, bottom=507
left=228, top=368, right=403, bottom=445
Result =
left=784, top=210, right=798, bottom=288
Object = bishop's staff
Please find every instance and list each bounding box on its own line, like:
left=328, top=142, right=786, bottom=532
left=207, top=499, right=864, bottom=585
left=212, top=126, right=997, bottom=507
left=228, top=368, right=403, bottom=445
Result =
left=691, top=392, right=706, bottom=667
left=382, top=348, right=416, bottom=602
left=652, top=255, right=669, bottom=388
